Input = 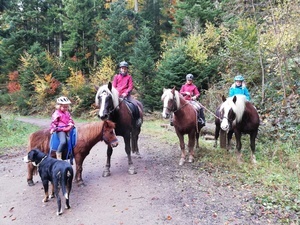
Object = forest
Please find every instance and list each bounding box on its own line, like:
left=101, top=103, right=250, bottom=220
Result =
left=0, top=0, right=299, bottom=145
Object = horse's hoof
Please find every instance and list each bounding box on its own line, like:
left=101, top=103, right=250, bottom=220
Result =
left=128, top=166, right=137, bottom=175
left=188, top=156, right=194, bottom=163
left=179, top=158, right=185, bottom=166
left=102, top=170, right=111, bottom=177
left=27, top=180, right=35, bottom=186
left=77, top=181, right=86, bottom=187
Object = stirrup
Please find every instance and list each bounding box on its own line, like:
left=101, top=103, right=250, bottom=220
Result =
left=136, top=118, right=142, bottom=126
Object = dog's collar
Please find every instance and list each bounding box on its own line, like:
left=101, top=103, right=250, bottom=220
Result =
left=36, top=155, right=48, bottom=167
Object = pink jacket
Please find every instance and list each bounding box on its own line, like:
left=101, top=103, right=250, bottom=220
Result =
left=112, top=73, right=133, bottom=97
left=180, top=83, right=200, bottom=101
left=50, top=110, right=74, bottom=132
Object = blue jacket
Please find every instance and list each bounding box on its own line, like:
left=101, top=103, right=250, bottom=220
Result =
left=229, top=84, right=251, bottom=101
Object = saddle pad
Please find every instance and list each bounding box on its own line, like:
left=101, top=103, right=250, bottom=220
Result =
left=49, top=127, right=77, bottom=152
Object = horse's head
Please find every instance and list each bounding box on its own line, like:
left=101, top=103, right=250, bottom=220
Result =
left=161, top=87, right=180, bottom=119
left=102, top=120, right=118, bottom=148
left=95, top=82, right=119, bottom=120
left=219, top=95, right=246, bottom=131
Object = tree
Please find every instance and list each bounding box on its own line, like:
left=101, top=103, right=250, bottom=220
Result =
left=130, top=25, right=156, bottom=110
left=96, top=0, right=136, bottom=64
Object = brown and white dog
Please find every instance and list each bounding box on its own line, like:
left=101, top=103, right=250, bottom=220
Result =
left=23, top=148, right=73, bottom=215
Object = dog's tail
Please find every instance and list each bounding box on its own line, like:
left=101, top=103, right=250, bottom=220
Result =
left=61, top=166, right=74, bottom=199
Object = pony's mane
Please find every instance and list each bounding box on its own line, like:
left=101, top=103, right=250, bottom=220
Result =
left=95, top=84, right=119, bottom=108
left=220, top=95, right=246, bottom=122
left=78, top=120, right=115, bottom=141
left=161, top=88, right=180, bottom=108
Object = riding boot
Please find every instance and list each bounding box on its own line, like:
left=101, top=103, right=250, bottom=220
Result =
left=198, top=108, right=205, bottom=126
left=56, top=152, right=62, bottom=160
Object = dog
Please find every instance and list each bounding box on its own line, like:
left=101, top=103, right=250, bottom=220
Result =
left=23, top=148, right=74, bottom=215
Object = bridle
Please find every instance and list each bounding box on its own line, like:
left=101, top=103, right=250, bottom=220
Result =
left=163, top=94, right=189, bottom=113
left=98, top=91, right=124, bottom=116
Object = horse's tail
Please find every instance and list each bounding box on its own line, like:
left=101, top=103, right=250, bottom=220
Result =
left=61, top=166, right=73, bottom=199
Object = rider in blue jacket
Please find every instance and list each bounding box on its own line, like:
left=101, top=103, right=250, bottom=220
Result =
left=229, top=75, right=251, bottom=101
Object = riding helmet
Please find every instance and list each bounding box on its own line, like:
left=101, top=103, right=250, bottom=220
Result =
left=119, top=61, right=129, bottom=68
left=234, top=75, right=244, bottom=81
left=56, top=96, right=71, bottom=105
left=186, top=74, right=194, bottom=81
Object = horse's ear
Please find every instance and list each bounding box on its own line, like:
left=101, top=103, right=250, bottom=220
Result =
left=94, top=85, right=99, bottom=91
left=233, top=96, right=237, bottom=104
left=172, top=86, right=176, bottom=91
left=222, top=95, right=226, bottom=102
left=108, top=82, right=112, bottom=91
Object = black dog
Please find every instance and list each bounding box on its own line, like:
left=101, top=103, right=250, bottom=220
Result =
left=23, top=148, right=73, bottom=215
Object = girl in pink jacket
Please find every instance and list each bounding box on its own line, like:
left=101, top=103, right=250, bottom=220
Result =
left=50, top=96, right=74, bottom=160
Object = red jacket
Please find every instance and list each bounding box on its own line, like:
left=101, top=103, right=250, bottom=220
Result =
left=112, top=73, right=133, bottom=97
left=180, top=83, right=200, bottom=100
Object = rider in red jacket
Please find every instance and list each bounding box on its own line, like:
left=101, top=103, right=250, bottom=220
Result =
left=112, top=61, right=142, bottom=127
left=179, top=74, right=205, bottom=127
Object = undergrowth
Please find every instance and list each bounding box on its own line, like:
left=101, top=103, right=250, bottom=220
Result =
left=143, top=119, right=300, bottom=224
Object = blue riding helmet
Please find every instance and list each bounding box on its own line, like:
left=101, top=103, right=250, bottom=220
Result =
left=234, top=75, right=244, bottom=81
left=186, top=74, right=194, bottom=81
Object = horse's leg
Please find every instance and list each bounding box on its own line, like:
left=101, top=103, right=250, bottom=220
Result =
left=27, top=163, right=35, bottom=186
left=227, top=131, right=234, bottom=151
left=103, top=146, right=113, bottom=177
left=250, top=131, right=258, bottom=164
left=195, top=131, right=200, bottom=150
left=124, top=134, right=136, bottom=175
left=235, top=131, right=243, bottom=164
left=131, top=127, right=141, bottom=156
left=176, top=132, right=186, bottom=166
left=187, top=133, right=196, bottom=163
left=74, top=154, right=86, bottom=187
left=214, top=123, right=221, bottom=148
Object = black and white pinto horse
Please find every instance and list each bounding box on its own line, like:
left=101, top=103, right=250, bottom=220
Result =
left=95, top=82, right=143, bottom=176
left=217, top=95, right=259, bottom=164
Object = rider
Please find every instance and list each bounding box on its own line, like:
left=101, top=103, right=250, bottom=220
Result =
left=50, top=96, right=75, bottom=160
left=229, top=74, right=251, bottom=101
left=179, top=73, right=205, bottom=127
left=112, top=61, right=142, bottom=127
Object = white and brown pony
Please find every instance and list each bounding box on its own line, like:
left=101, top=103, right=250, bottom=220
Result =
left=215, top=95, right=260, bottom=164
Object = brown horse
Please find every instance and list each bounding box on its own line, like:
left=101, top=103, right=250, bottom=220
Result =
left=161, top=87, right=202, bottom=165
left=95, top=82, right=143, bottom=177
left=215, top=95, right=260, bottom=164
left=27, top=120, right=118, bottom=186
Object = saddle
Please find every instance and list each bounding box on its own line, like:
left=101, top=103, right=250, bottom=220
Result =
left=189, top=101, right=205, bottom=127
left=49, top=127, right=77, bottom=164
left=123, top=99, right=141, bottom=127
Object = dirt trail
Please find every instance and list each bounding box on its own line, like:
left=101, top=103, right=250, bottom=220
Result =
left=0, top=117, right=274, bottom=225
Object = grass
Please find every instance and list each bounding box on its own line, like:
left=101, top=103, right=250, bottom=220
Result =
left=0, top=115, right=40, bottom=154
left=1, top=116, right=299, bottom=223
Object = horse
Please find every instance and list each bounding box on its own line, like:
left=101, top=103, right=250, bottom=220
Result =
left=215, top=95, right=260, bottom=164
left=26, top=120, right=118, bottom=187
left=161, top=87, right=203, bottom=166
left=95, top=82, right=143, bottom=176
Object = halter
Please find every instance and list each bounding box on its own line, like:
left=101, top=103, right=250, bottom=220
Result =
left=99, top=123, right=118, bottom=145
left=98, top=90, right=124, bottom=116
